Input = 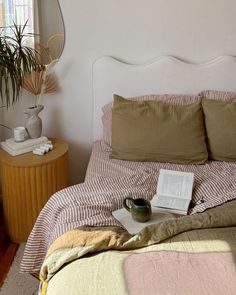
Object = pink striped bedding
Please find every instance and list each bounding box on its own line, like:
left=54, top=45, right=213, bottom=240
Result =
left=20, top=140, right=236, bottom=274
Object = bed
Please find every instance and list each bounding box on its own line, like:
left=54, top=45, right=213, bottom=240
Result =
left=21, top=55, right=236, bottom=295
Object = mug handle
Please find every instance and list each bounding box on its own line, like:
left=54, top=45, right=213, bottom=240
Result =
left=123, top=197, right=134, bottom=212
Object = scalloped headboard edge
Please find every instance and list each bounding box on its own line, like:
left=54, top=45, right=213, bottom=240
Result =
left=92, top=55, right=236, bottom=141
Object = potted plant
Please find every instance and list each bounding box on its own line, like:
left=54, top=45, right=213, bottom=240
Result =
left=0, top=21, right=37, bottom=108
left=0, top=22, right=58, bottom=139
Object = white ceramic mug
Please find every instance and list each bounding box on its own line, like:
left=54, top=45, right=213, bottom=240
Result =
left=14, top=126, right=26, bottom=142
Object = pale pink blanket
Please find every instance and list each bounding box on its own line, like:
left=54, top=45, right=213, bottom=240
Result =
left=124, top=251, right=236, bottom=295
left=20, top=140, right=236, bottom=274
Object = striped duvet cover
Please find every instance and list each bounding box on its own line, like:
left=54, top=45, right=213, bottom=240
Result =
left=20, top=141, right=236, bottom=280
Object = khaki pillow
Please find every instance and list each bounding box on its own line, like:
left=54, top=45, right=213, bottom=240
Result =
left=111, top=95, right=208, bottom=164
left=102, top=94, right=201, bottom=146
left=202, top=99, right=236, bottom=161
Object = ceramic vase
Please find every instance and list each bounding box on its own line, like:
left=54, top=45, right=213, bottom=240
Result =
left=24, top=105, right=44, bottom=139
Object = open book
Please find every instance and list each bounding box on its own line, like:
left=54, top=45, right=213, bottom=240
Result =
left=151, top=169, right=194, bottom=215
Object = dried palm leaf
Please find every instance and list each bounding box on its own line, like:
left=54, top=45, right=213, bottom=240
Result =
left=22, top=66, right=57, bottom=95
left=44, top=74, right=58, bottom=93
left=22, top=67, right=44, bottom=95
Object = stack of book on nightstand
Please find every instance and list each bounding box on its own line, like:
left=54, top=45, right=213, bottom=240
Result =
left=1, top=136, right=48, bottom=156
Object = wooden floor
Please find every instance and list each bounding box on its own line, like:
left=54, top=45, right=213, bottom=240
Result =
left=0, top=205, right=18, bottom=288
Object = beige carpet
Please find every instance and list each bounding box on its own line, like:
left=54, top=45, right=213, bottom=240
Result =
left=0, top=243, right=39, bottom=295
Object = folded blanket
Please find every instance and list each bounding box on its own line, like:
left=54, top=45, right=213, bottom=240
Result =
left=39, top=199, right=236, bottom=294
left=40, top=227, right=236, bottom=295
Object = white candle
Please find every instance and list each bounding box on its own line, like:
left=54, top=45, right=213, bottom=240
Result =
left=14, top=127, right=26, bottom=142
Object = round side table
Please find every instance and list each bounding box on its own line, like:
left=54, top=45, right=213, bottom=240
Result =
left=0, top=138, right=68, bottom=243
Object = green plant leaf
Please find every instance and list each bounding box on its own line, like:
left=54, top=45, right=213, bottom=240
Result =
left=0, top=20, right=38, bottom=107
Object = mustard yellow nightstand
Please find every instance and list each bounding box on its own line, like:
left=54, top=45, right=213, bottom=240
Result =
left=0, top=138, right=68, bottom=243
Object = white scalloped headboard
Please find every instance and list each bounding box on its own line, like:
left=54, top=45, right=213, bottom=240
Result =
left=92, top=55, right=236, bottom=141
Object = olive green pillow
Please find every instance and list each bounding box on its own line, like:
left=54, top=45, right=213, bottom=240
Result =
left=202, top=99, right=236, bottom=161
left=111, top=95, right=208, bottom=164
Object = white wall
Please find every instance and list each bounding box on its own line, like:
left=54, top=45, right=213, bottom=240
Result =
left=3, top=0, right=236, bottom=184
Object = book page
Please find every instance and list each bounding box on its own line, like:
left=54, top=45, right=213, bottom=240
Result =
left=157, top=169, right=194, bottom=200
left=154, top=195, right=189, bottom=211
